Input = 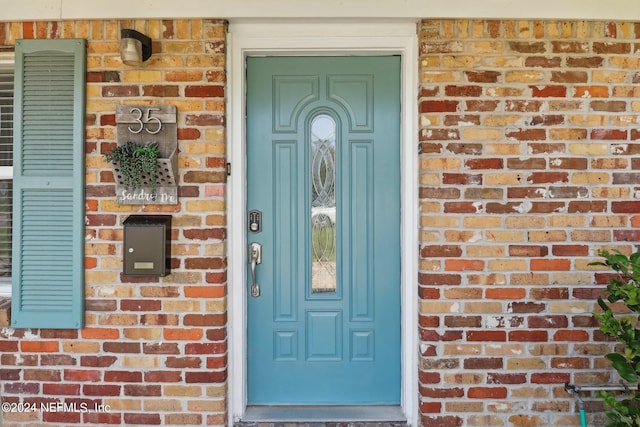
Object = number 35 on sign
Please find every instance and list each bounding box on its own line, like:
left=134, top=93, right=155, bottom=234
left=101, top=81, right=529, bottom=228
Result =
left=115, top=105, right=177, bottom=145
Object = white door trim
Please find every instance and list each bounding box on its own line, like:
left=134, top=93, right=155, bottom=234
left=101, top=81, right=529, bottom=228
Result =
left=227, top=20, right=419, bottom=426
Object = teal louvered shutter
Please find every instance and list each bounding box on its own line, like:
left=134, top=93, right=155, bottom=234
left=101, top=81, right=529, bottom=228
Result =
left=12, top=39, right=86, bottom=329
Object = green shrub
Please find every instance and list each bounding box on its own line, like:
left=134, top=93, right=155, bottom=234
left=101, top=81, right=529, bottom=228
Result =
left=591, top=249, right=640, bottom=426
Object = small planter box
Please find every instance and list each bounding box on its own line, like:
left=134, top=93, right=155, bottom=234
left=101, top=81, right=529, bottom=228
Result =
left=112, top=105, right=179, bottom=205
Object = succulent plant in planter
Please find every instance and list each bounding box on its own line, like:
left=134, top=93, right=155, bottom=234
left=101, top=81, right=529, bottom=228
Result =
left=104, top=141, right=159, bottom=194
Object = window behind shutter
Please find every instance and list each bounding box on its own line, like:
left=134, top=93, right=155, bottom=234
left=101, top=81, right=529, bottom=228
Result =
left=0, top=66, right=13, bottom=284
left=12, top=39, right=86, bottom=329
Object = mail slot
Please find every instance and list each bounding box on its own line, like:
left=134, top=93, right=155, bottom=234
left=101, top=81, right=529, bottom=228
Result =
left=123, top=215, right=171, bottom=276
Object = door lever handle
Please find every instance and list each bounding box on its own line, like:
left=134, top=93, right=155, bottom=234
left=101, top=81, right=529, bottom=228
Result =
left=248, top=242, right=262, bottom=297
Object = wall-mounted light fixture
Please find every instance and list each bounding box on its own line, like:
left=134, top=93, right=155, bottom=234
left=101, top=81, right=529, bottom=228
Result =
left=120, top=29, right=152, bottom=66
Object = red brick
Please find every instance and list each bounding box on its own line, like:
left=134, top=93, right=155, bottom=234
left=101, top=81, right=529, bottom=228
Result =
left=24, top=369, right=61, bottom=381
left=184, top=285, right=226, bottom=298
left=420, top=100, right=459, bottom=113
left=465, top=158, right=503, bottom=169
left=419, top=274, right=461, bottom=286
left=593, top=42, right=631, bottom=54
left=528, top=315, right=568, bottom=328
left=554, top=330, right=589, bottom=341
left=508, top=330, right=548, bottom=342
left=103, top=342, right=141, bottom=354
left=178, top=127, right=201, bottom=140
left=592, top=129, right=627, bottom=140
left=527, top=172, right=569, bottom=184
left=486, top=288, right=526, bottom=300
left=530, top=288, right=569, bottom=300
left=531, top=373, right=570, bottom=384
left=119, top=299, right=161, bottom=312
left=444, top=316, right=482, bottom=328
left=124, top=384, right=161, bottom=396
left=467, top=330, right=506, bottom=342
left=185, top=114, right=224, bottom=126
left=566, top=56, right=604, bottom=67
left=509, top=41, right=546, bottom=53
left=551, top=41, right=588, bottom=53
left=445, top=85, right=482, bottom=96
left=5, top=382, right=39, bottom=394
left=164, top=328, right=203, bottom=341
left=142, top=85, right=179, bottom=97
left=80, top=356, right=118, bottom=368
left=464, top=357, right=503, bottom=369
left=551, top=71, right=588, bottom=83
left=422, top=387, right=465, bottom=398
left=43, top=383, right=81, bottom=395
left=445, top=260, right=484, bottom=271
left=185, top=371, right=226, bottom=383
left=614, top=230, right=640, bottom=241
left=465, top=70, right=500, bottom=83
left=83, top=412, right=122, bottom=425
left=185, top=342, right=227, bottom=354
left=422, top=245, right=463, bottom=257
left=550, top=157, right=588, bottom=169
left=206, top=355, right=228, bottom=369
left=531, top=85, right=566, bottom=97
left=43, top=411, right=81, bottom=423
left=166, top=357, right=202, bottom=369
left=184, top=85, right=224, bottom=98
left=525, top=57, right=562, bottom=67
left=143, top=343, right=181, bottom=354
left=468, top=387, right=507, bottom=399
left=422, top=416, right=463, bottom=427
left=552, top=245, right=588, bottom=256
left=20, top=341, right=59, bottom=353
left=421, top=401, right=442, bottom=413
left=0, top=369, right=20, bottom=380
left=83, top=384, right=121, bottom=396
left=612, top=201, right=640, bottom=213
left=530, top=259, right=571, bottom=271
left=144, top=371, right=182, bottom=382
left=507, top=158, right=546, bottom=169
left=123, top=413, right=161, bottom=425
left=104, top=371, right=142, bottom=382
left=63, top=369, right=101, bottom=382
left=421, top=330, right=463, bottom=342
left=443, top=173, right=482, bottom=185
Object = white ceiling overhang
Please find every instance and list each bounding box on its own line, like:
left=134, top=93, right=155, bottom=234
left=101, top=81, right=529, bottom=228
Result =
left=1, top=0, right=639, bottom=22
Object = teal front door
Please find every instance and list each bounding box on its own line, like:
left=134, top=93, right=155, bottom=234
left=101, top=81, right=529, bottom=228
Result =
left=246, top=56, right=401, bottom=405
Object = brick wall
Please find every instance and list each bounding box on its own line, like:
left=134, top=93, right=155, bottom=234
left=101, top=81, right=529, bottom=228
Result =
left=0, top=15, right=637, bottom=427
left=0, top=19, right=228, bottom=426
left=418, top=19, right=640, bottom=427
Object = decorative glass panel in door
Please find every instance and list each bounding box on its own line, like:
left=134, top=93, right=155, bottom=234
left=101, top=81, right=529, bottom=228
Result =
left=246, top=56, right=401, bottom=405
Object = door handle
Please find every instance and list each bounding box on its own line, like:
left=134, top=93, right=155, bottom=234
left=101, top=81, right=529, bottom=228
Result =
left=249, top=242, right=262, bottom=297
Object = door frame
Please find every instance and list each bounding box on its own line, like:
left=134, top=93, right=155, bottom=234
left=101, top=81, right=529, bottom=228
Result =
left=227, top=19, right=419, bottom=425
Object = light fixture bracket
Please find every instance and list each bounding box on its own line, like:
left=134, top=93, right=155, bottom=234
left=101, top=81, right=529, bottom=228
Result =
left=120, top=29, right=152, bottom=65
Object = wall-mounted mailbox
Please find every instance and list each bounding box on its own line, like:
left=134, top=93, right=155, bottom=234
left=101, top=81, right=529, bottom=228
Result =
left=123, top=215, right=171, bottom=276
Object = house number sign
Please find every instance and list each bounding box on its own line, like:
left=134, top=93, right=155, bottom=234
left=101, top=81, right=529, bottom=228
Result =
left=115, top=105, right=178, bottom=205
left=127, top=107, right=163, bottom=135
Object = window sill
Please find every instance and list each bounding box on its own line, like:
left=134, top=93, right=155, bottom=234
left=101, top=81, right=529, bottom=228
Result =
left=0, top=297, right=11, bottom=327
